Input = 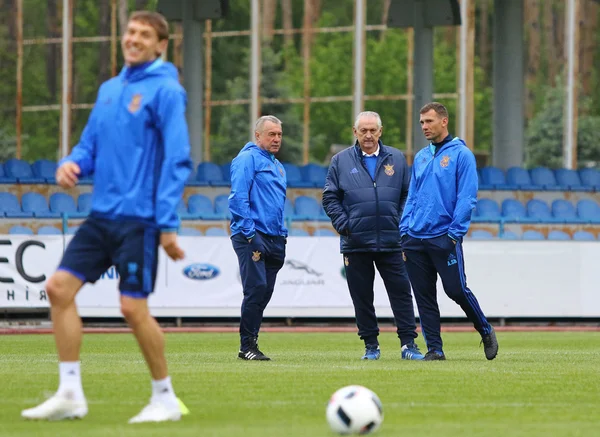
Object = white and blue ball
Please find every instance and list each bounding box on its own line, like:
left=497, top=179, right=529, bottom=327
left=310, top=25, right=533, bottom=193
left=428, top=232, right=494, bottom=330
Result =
left=326, top=385, right=383, bottom=435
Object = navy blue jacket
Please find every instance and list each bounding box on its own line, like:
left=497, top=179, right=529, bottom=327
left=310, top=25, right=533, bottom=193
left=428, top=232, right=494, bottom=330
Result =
left=322, top=142, right=410, bottom=253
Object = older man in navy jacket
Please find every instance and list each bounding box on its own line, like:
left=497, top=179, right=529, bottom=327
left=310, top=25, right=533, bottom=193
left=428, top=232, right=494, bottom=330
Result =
left=323, top=111, right=424, bottom=360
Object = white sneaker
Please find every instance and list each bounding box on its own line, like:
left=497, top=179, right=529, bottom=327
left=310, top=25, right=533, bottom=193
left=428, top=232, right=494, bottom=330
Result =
left=128, top=400, right=182, bottom=424
left=21, top=392, right=88, bottom=421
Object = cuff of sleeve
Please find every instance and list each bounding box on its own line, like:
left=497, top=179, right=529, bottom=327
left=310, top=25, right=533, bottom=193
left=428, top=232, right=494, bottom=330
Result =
left=160, top=228, right=178, bottom=233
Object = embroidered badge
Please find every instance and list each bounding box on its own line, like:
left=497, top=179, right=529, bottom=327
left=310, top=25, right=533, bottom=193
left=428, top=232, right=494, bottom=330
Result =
left=384, top=164, right=395, bottom=176
left=402, top=252, right=407, bottom=262
left=128, top=94, right=142, bottom=113
left=344, top=256, right=349, bottom=266
left=440, top=155, right=450, bottom=168
left=252, top=250, right=262, bottom=262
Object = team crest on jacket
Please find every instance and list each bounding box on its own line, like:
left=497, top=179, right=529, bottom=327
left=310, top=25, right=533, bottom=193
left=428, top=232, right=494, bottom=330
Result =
left=384, top=164, right=395, bottom=176
left=128, top=94, right=143, bottom=113
left=279, top=166, right=284, bottom=176
left=440, top=155, right=450, bottom=168
left=344, top=256, right=349, bottom=267
left=252, top=250, right=261, bottom=262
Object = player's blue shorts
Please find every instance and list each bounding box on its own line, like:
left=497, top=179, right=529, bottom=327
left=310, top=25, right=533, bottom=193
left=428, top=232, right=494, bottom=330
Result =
left=58, top=215, right=160, bottom=299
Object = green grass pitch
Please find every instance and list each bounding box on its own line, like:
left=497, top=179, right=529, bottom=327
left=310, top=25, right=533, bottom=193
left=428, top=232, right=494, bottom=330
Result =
left=1, top=331, right=599, bottom=436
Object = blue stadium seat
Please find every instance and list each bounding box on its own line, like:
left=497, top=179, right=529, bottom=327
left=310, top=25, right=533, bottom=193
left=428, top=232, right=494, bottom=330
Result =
left=205, top=226, right=228, bottom=236
left=0, top=192, right=34, bottom=218
left=177, top=198, right=193, bottom=220
left=526, top=199, right=553, bottom=222
left=579, top=168, right=600, bottom=190
left=312, top=228, right=336, bottom=236
left=0, top=163, right=17, bottom=183
left=573, top=230, right=596, bottom=241
left=4, top=159, right=45, bottom=183
left=214, top=194, right=232, bottom=219
left=37, top=225, right=62, bottom=235
left=300, top=163, right=328, bottom=188
left=178, top=227, right=203, bottom=236
left=282, top=163, right=313, bottom=188
left=289, top=228, right=309, bottom=236
left=221, top=163, right=231, bottom=184
left=576, top=199, right=600, bottom=223
left=196, top=162, right=229, bottom=187
left=473, top=198, right=501, bottom=221
left=500, top=230, right=519, bottom=240
left=32, top=159, right=57, bottom=184
left=470, top=229, right=494, bottom=239
left=522, top=230, right=545, bottom=240
left=501, top=199, right=528, bottom=221
left=554, top=169, right=591, bottom=192
left=185, top=169, right=198, bottom=186
left=187, top=194, right=220, bottom=220
left=77, top=193, right=92, bottom=214
left=284, top=198, right=298, bottom=221
left=50, top=193, right=87, bottom=218
left=547, top=230, right=571, bottom=241
left=480, top=166, right=511, bottom=190
left=506, top=167, right=539, bottom=190
left=530, top=167, right=560, bottom=190
left=21, top=192, right=60, bottom=218
left=551, top=199, right=579, bottom=223
left=66, top=226, right=80, bottom=234
left=294, top=196, right=327, bottom=221
left=8, top=225, right=34, bottom=235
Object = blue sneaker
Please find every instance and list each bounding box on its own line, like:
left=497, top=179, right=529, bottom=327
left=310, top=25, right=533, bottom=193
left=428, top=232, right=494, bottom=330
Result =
left=401, top=342, right=425, bottom=360
left=361, top=344, right=380, bottom=360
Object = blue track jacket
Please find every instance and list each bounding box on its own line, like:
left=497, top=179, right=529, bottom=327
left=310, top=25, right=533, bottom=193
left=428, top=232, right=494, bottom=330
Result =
left=59, top=59, right=192, bottom=231
left=400, top=137, right=478, bottom=240
left=228, top=142, right=288, bottom=238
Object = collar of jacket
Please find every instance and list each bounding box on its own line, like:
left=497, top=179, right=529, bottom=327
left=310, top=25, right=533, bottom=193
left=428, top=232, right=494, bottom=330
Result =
left=354, top=140, right=389, bottom=159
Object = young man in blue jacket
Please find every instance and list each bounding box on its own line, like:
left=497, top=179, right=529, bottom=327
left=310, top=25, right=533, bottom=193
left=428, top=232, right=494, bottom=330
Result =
left=323, top=111, right=424, bottom=361
left=400, top=102, right=498, bottom=361
left=229, top=115, right=288, bottom=361
left=22, top=11, right=192, bottom=423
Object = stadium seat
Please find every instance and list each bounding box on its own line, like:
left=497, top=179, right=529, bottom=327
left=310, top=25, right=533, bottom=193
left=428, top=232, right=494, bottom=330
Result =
left=530, top=167, right=560, bottom=190
left=294, top=196, right=327, bottom=221
left=501, top=199, right=529, bottom=221
left=204, top=226, right=228, bottom=236
left=289, top=228, right=309, bottom=236
left=554, top=169, right=591, bottom=192
left=21, top=192, right=60, bottom=218
left=573, top=230, right=596, bottom=241
left=32, top=159, right=57, bottom=184
left=185, top=169, right=198, bottom=186
left=37, top=225, right=62, bottom=235
left=578, top=168, right=600, bottom=190
left=177, top=198, right=193, bottom=220
left=77, top=193, right=92, bottom=214
left=551, top=199, right=579, bottom=223
left=0, top=192, right=34, bottom=218
left=480, top=166, right=511, bottom=190
left=282, top=163, right=313, bottom=188
left=312, top=228, right=336, bottom=236
left=470, top=229, right=494, bottom=239
left=576, top=199, right=600, bottom=223
left=187, top=194, right=220, bottom=220
left=522, top=230, right=545, bottom=240
left=0, top=163, right=17, bottom=183
left=500, top=230, right=519, bottom=240
left=506, top=167, right=539, bottom=190
left=4, top=159, right=45, bottom=183
left=8, top=225, right=34, bottom=235
left=300, top=163, right=328, bottom=188
left=473, top=198, right=501, bottom=221
left=214, top=194, right=232, bottom=219
left=547, top=230, right=571, bottom=241
left=284, top=198, right=295, bottom=220
left=526, top=199, right=553, bottom=222
left=50, top=193, right=87, bottom=218
left=196, top=162, right=229, bottom=187
left=221, top=162, right=231, bottom=184
left=178, top=227, right=203, bottom=236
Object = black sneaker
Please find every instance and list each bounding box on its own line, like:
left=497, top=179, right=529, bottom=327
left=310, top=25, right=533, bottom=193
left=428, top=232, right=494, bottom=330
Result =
left=238, top=338, right=271, bottom=361
left=423, top=350, right=446, bottom=361
left=481, top=326, right=498, bottom=360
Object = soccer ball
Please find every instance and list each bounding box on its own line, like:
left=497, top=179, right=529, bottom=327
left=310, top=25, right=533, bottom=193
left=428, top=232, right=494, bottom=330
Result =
left=326, top=385, right=383, bottom=435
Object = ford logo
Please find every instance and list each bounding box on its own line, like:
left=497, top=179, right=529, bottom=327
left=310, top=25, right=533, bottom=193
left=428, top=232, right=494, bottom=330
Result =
left=182, top=263, right=220, bottom=280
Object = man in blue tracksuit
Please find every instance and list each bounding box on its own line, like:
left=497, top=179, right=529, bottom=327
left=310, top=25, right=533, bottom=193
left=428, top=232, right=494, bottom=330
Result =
left=323, top=111, right=424, bottom=361
left=22, top=12, right=192, bottom=423
left=400, top=102, right=498, bottom=361
left=229, top=115, right=288, bottom=361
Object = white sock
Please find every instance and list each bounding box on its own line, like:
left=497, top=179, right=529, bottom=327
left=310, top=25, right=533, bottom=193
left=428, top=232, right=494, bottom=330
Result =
left=58, top=361, right=85, bottom=401
left=151, top=376, right=178, bottom=407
